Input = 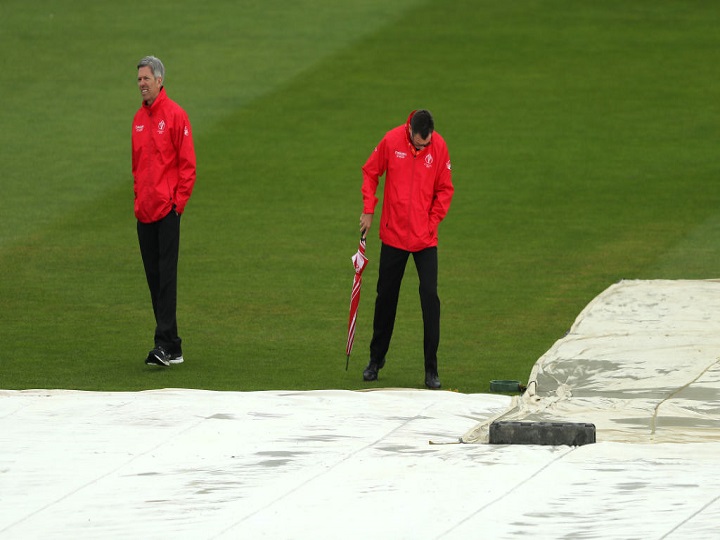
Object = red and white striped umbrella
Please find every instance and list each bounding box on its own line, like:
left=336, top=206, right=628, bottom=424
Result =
left=345, top=235, right=368, bottom=370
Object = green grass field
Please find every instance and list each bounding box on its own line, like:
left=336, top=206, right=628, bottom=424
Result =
left=1, top=0, right=719, bottom=392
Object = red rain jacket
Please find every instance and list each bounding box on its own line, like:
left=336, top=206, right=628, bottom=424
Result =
left=132, top=87, right=196, bottom=224
left=362, top=112, right=454, bottom=252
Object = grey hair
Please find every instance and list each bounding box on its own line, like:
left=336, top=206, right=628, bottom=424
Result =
left=137, top=56, right=165, bottom=83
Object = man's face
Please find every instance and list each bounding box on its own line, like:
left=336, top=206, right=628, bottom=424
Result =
left=410, top=130, right=432, bottom=151
left=137, top=66, right=162, bottom=105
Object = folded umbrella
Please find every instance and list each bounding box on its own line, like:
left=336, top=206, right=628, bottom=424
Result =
left=345, top=234, right=368, bottom=370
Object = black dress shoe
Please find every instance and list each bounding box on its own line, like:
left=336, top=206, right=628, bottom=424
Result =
left=363, top=364, right=379, bottom=381
left=425, top=373, right=441, bottom=389
left=363, top=359, right=386, bottom=381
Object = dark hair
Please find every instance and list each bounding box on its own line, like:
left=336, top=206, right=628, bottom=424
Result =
left=410, top=109, right=434, bottom=139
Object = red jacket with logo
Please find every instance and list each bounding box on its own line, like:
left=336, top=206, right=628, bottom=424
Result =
left=362, top=112, right=454, bottom=252
left=132, top=87, right=196, bottom=224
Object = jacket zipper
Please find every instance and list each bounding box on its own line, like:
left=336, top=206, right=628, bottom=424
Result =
left=408, top=150, right=417, bottom=233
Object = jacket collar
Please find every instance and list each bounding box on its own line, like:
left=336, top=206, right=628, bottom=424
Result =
left=143, top=86, right=167, bottom=112
left=405, top=110, right=416, bottom=146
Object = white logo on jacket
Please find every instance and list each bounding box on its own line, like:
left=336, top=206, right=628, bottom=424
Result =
left=395, top=151, right=407, bottom=159
left=424, top=154, right=434, bottom=168
left=446, top=160, right=452, bottom=171
left=157, top=120, right=166, bottom=134
left=135, top=125, right=144, bottom=132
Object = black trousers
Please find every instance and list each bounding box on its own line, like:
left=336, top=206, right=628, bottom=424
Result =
left=137, top=210, right=182, bottom=354
left=370, top=243, right=440, bottom=374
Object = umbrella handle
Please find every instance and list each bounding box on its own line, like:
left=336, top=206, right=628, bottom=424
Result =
left=360, top=232, right=366, bottom=243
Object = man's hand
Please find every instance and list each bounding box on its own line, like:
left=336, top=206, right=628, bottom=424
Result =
left=359, top=213, right=373, bottom=238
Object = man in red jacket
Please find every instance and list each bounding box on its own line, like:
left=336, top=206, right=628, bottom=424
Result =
left=132, top=56, right=196, bottom=367
left=359, top=110, right=454, bottom=389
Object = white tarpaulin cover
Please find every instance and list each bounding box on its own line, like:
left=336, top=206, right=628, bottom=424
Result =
left=1, top=279, right=720, bottom=539
left=463, top=279, right=720, bottom=444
